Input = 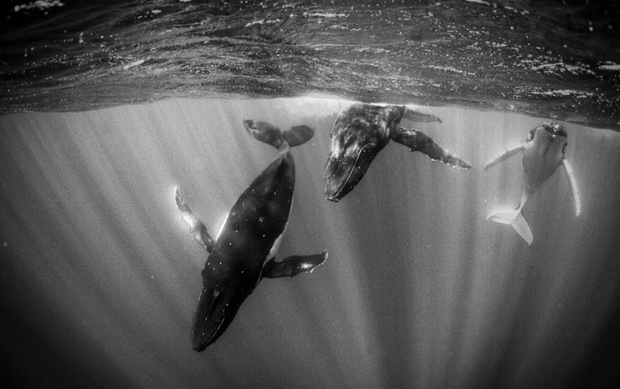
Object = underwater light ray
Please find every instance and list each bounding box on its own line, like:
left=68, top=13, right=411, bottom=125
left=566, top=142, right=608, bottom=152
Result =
left=2, top=97, right=620, bottom=388
left=388, top=149, right=439, bottom=387
left=438, top=109, right=515, bottom=385
left=1, top=124, right=189, bottom=387
left=83, top=116, right=252, bottom=386
left=271, top=149, right=360, bottom=387
left=421, top=116, right=482, bottom=388
left=14, top=110, right=222, bottom=386
left=292, top=137, right=386, bottom=387
left=348, top=163, right=418, bottom=387
left=68, top=112, right=198, bottom=328
left=230, top=279, right=338, bottom=388
left=440, top=113, right=495, bottom=387
left=315, top=215, right=385, bottom=387
left=440, top=189, right=481, bottom=386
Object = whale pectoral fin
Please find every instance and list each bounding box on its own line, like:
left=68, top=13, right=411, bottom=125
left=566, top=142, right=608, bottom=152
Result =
left=262, top=251, right=328, bottom=279
left=403, top=106, right=443, bottom=123
left=484, top=144, right=523, bottom=170
left=174, top=187, right=215, bottom=252
left=391, top=126, right=472, bottom=169
left=562, top=159, right=582, bottom=216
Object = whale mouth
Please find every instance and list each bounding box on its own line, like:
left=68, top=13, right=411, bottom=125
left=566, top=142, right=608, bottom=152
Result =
left=192, top=286, right=243, bottom=351
left=325, top=143, right=377, bottom=202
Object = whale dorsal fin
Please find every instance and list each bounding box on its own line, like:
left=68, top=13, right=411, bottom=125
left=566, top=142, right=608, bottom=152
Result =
left=261, top=251, right=328, bottom=279
left=485, top=144, right=524, bottom=170
left=562, top=159, right=582, bottom=216
left=391, top=126, right=472, bottom=169
left=174, top=187, right=215, bottom=252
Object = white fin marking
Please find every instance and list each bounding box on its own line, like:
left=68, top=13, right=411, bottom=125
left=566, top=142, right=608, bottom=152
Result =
left=484, top=144, right=524, bottom=170
left=562, top=159, right=581, bottom=216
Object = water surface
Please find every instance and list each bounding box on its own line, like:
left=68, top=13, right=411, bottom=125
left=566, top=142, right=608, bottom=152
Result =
left=1, top=0, right=619, bottom=129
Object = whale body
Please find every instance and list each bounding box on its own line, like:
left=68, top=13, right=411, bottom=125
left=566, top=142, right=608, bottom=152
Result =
left=324, top=103, right=471, bottom=201
left=485, top=121, right=581, bottom=246
left=175, top=121, right=327, bottom=351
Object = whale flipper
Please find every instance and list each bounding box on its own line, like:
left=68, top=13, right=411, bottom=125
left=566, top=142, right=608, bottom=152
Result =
left=243, top=120, right=314, bottom=149
left=174, top=187, right=215, bottom=252
left=403, top=106, right=443, bottom=123
left=262, top=251, right=328, bottom=278
left=391, top=126, right=472, bottom=169
left=484, top=144, right=523, bottom=170
left=562, top=159, right=581, bottom=216
left=486, top=208, right=533, bottom=246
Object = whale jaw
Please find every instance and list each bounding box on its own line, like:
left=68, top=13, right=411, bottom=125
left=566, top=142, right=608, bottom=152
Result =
left=191, top=285, right=246, bottom=352
left=324, top=143, right=379, bottom=202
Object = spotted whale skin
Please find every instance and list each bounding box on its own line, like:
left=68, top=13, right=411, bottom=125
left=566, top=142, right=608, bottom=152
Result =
left=175, top=121, right=327, bottom=351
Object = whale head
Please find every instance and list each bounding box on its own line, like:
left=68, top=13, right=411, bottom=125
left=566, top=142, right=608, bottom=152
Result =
left=527, top=121, right=568, bottom=156
left=191, top=278, right=250, bottom=351
left=324, top=107, right=392, bottom=201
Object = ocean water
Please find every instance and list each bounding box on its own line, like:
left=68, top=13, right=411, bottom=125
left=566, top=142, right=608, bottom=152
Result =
left=1, top=1, right=620, bottom=389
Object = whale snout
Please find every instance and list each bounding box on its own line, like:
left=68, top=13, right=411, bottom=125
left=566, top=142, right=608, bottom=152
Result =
left=324, top=145, right=377, bottom=202
left=192, top=285, right=244, bottom=351
left=324, top=160, right=358, bottom=202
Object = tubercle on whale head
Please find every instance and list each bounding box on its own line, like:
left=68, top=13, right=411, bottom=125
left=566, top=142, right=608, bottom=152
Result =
left=549, top=122, right=567, bottom=138
left=528, top=121, right=567, bottom=142
left=324, top=113, right=389, bottom=202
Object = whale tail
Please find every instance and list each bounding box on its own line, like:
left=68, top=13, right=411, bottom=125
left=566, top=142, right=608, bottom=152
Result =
left=243, top=120, right=314, bottom=149
left=486, top=208, right=533, bottom=246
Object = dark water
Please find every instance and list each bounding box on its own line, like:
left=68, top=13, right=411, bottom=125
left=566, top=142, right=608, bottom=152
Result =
left=1, top=1, right=620, bottom=389
left=1, top=0, right=619, bottom=130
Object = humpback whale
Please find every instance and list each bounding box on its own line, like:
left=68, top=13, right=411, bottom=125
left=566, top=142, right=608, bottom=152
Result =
left=324, top=103, right=472, bottom=201
left=485, top=121, right=581, bottom=246
left=175, top=121, right=327, bottom=351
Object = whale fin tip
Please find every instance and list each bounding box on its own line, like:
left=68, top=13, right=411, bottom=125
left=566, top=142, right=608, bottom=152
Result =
left=262, top=250, right=328, bottom=279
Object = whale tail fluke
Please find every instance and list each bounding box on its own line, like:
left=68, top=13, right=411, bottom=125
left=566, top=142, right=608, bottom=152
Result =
left=486, top=208, right=533, bottom=246
left=243, top=120, right=314, bottom=149
left=284, top=125, right=314, bottom=147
